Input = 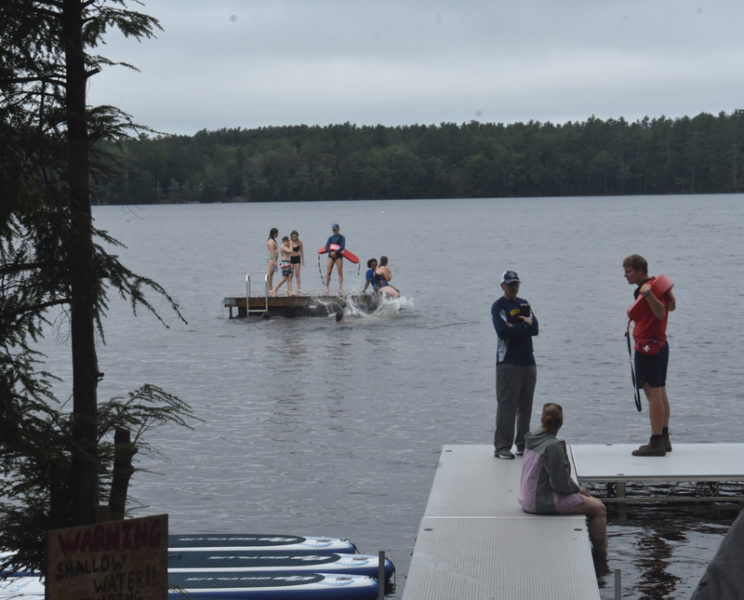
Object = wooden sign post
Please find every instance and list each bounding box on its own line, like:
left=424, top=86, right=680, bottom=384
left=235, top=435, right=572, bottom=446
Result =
left=47, top=514, right=168, bottom=600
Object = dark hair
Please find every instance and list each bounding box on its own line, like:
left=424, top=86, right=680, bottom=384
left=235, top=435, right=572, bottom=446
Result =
left=367, top=258, right=378, bottom=268
left=335, top=311, right=344, bottom=322
left=541, top=403, right=564, bottom=433
left=281, top=235, right=289, bottom=242
left=379, top=256, right=388, bottom=266
left=269, top=228, right=278, bottom=239
left=623, top=254, right=648, bottom=274
left=291, top=230, right=299, bottom=238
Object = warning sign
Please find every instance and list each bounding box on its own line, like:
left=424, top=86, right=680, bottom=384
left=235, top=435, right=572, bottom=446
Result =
left=48, top=514, right=167, bottom=600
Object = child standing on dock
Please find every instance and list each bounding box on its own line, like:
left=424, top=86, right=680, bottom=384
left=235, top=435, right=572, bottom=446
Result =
left=271, top=236, right=294, bottom=296
left=266, top=228, right=279, bottom=292
left=290, top=230, right=305, bottom=294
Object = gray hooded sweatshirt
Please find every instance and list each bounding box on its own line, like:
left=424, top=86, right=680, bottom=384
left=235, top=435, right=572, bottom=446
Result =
left=519, top=430, right=581, bottom=514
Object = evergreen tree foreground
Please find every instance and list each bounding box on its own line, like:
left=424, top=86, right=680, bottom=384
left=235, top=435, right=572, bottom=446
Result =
left=1, top=0, right=194, bottom=578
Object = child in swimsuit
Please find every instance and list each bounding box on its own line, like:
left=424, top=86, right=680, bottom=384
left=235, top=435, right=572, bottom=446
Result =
left=271, top=236, right=295, bottom=295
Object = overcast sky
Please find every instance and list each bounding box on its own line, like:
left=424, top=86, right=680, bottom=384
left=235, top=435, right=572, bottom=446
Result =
left=88, top=0, right=744, bottom=136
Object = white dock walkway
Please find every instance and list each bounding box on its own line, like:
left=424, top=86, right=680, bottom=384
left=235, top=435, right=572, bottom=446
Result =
left=403, top=443, right=744, bottom=599
left=572, top=443, right=744, bottom=502
left=572, top=443, right=744, bottom=483
left=402, top=445, right=600, bottom=600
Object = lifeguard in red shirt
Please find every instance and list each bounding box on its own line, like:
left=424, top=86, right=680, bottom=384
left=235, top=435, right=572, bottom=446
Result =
left=623, top=254, right=676, bottom=457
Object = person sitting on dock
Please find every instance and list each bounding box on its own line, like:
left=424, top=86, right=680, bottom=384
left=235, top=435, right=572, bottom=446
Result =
left=519, top=403, right=607, bottom=556
left=324, top=224, right=345, bottom=295
left=363, top=258, right=379, bottom=293
left=271, top=236, right=294, bottom=296
left=375, top=256, right=400, bottom=298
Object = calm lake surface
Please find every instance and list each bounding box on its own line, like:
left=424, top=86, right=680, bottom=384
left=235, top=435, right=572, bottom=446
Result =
left=38, top=194, right=744, bottom=599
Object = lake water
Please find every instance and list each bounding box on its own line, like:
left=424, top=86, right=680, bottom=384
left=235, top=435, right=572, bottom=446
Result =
left=38, top=194, right=744, bottom=598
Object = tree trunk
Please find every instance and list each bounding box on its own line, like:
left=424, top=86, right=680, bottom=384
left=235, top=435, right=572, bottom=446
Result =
left=109, top=429, right=137, bottom=522
left=63, top=0, right=99, bottom=526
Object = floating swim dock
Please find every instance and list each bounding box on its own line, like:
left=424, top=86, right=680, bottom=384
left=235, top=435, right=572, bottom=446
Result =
left=403, top=443, right=744, bottom=599
left=223, top=292, right=379, bottom=318
left=224, top=275, right=379, bottom=318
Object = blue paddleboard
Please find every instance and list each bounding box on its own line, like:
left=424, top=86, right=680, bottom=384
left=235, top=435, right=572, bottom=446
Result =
left=0, top=576, right=44, bottom=598
left=169, top=534, right=357, bottom=553
left=0, top=572, right=379, bottom=600
left=168, top=570, right=378, bottom=599
left=168, top=550, right=395, bottom=581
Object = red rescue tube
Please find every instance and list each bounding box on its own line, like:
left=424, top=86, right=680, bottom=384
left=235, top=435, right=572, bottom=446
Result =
left=627, top=274, right=674, bottom=320
left=317, top=244, right=359, bottom=264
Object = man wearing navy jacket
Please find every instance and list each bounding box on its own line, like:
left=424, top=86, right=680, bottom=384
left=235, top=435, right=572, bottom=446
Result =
left=491, top=270, right=539, bottom=459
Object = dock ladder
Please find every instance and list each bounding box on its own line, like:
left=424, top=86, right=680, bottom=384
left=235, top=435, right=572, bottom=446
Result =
left=245, top=274, right=269, bottom=314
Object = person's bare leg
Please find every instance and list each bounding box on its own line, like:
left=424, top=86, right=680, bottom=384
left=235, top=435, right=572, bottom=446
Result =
left=660, top=386, right=670, bottom=429
left=381, top=286, right=399, bottom=298
left=566, top=497, right=607, bottom=554
left=294, top=264, right=302, bottom=293
left=325, top=258, right=333, bottom=294
left=272, top=276, right=287, bottom=294
left=644, top=384, right=665, bottom=435
left=267, top=261, right=275, bottom=291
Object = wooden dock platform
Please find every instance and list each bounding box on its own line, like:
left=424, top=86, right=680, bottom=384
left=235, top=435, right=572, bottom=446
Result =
left=223, top=291, right=380, bottom=318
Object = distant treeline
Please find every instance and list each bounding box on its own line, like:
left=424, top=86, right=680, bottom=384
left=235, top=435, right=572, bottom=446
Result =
left=93, top=110, right=744, bottom=204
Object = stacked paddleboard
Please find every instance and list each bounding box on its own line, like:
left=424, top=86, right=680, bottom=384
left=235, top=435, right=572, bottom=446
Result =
left=1, top=534, right=395, bottom=599
left=169, top=533, right=359, bottom=553
left=0, top=576, right=44, bottom=598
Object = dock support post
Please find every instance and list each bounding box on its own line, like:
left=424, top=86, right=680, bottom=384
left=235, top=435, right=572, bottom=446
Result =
left=616, top=481, right=626, bottom=503
left=378, top=550, right=385, bottom=600
left=614, top=569, right=621, bottom=600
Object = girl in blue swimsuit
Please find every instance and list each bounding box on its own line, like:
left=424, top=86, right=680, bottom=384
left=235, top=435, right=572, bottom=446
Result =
left=375, top=256, right=400, bottom=298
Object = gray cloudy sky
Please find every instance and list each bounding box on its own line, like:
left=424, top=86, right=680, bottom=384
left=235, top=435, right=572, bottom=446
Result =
left=88, top=0, right=744, bottom=136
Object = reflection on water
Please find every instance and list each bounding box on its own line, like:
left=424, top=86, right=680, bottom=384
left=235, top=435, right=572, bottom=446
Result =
left=600, top=503, right=740, bottom=599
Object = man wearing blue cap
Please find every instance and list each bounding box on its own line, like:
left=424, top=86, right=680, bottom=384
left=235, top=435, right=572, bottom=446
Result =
left=324, top=224, right=345, bottom=295
left=491, top=270, right=539, bottom=459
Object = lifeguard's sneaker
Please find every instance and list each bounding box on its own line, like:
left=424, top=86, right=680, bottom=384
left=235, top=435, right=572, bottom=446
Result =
left=662, top=432, right=672, bottom=452
left=494, top=449, right=515, bottom=459
left=632, top=436, right=666, bottom=457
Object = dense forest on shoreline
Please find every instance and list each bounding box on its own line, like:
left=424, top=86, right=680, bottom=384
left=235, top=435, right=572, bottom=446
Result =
left=94, top=110, right=744, bottom=204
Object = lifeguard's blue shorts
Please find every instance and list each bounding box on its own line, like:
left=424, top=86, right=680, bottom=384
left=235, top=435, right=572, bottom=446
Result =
left=634, top=341, right=669, bottom=389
